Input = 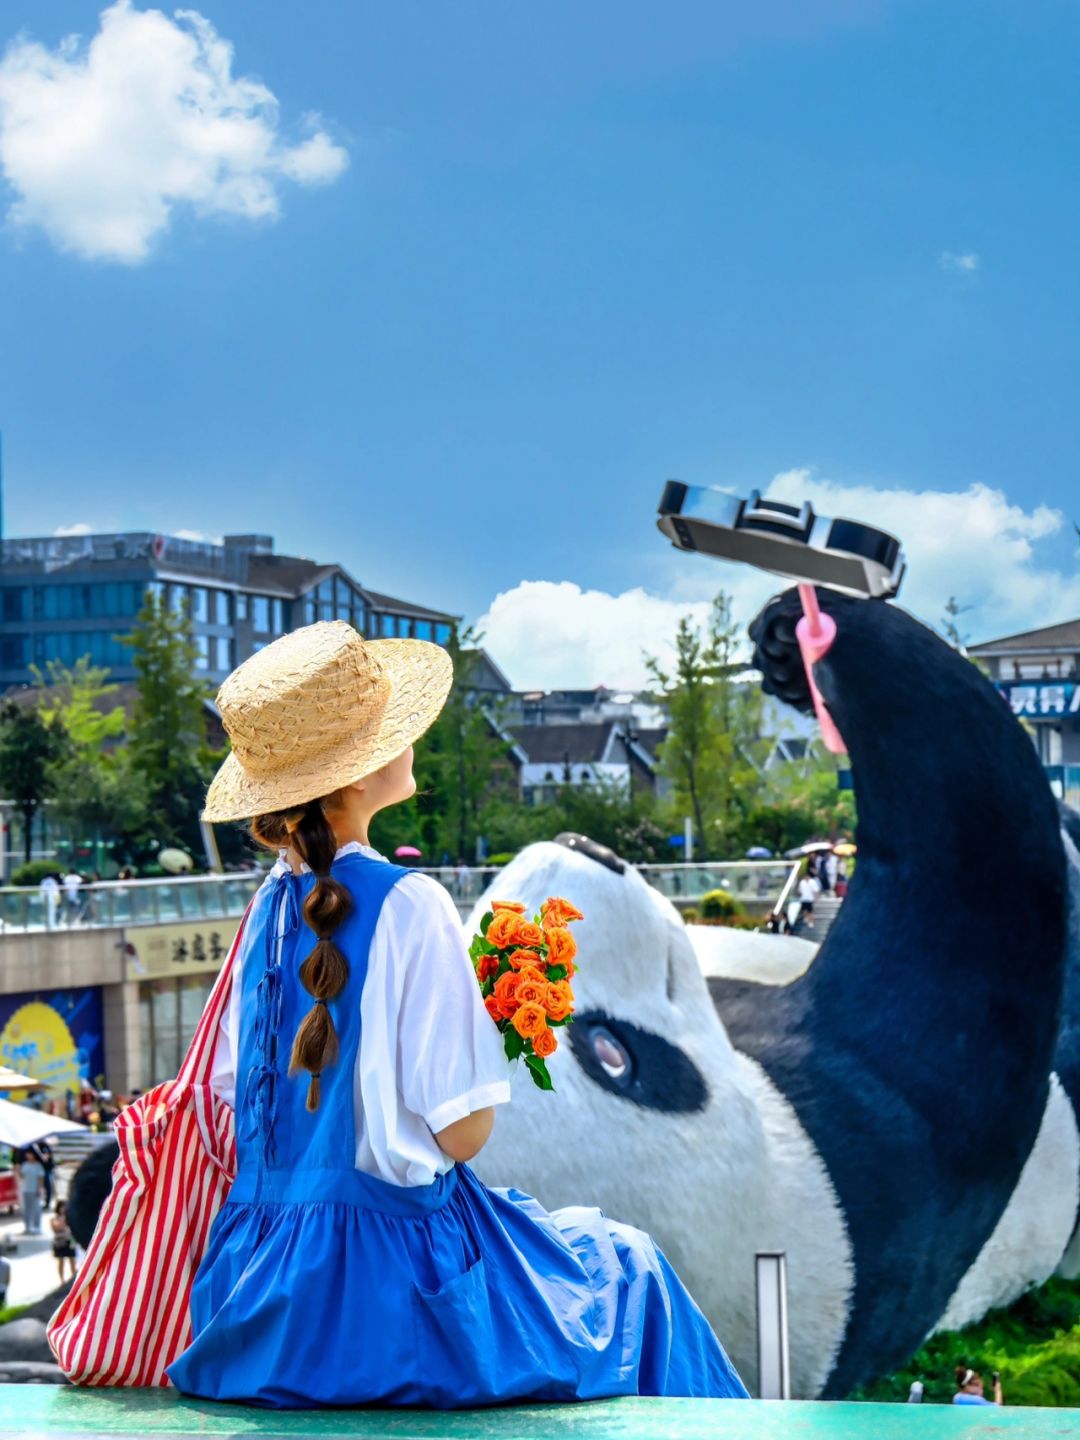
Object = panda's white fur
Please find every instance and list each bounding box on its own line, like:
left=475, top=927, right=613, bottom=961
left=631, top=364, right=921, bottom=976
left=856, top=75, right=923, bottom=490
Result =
left=935, top=1075, right=1080, bottom=1333
left=468, top=842, right=853, bottom=1398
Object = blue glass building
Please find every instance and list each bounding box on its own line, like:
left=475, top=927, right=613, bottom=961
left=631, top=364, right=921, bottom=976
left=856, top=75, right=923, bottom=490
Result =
left=0, top=531, right=456, bottom=689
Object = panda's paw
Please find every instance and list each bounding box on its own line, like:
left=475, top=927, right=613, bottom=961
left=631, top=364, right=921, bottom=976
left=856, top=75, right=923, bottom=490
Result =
left=750, top=592, right=814, bottom=713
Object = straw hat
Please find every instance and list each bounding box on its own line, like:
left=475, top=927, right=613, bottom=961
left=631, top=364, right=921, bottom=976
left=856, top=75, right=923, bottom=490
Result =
left=203, top=621, right=453, bottom=823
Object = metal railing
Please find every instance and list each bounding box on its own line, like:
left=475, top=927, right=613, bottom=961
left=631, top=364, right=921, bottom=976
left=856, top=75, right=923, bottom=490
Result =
left=0, top=859, right=799, bottom=934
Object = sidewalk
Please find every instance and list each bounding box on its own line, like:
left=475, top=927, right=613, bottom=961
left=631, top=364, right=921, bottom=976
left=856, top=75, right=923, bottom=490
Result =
left=0, top=1213, right=69, bottom=1313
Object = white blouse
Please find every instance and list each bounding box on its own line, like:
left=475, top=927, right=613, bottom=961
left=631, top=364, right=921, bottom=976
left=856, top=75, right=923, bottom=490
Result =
left=210, top=843, right=512, bottom=1187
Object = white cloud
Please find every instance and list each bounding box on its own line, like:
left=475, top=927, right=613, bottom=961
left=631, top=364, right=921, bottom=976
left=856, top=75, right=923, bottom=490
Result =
left=939, top=250, right=980, bottom=273
left=479, top=474, right=1080, bottom=689
left=0, top=1, right=348, bottom=263
left=53, top=522, right=93, bottom=536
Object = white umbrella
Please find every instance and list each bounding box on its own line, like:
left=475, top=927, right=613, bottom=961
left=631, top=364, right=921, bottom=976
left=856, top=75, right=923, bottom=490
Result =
left=0, top=1098, right=88, bottom=1149
left=0, top=1068, right=45, bottom=1094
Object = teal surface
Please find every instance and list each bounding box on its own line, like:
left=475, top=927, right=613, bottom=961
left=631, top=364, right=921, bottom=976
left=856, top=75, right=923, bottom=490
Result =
left=0, top=1391, right=1076, bottom=1439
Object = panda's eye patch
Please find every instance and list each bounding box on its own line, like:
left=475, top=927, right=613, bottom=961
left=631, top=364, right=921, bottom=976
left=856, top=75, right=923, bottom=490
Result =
left=570, top=1013, right=708, bottom=1114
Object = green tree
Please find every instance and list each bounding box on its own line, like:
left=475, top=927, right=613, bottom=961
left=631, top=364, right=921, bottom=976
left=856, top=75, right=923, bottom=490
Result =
left=121, top=593, right=212, bottom=854
left=0, top=702, right=68, bottom=863
left=33, top=658, right=148, bottom=867
left=647, top=593, right=767, bottom=857
left=414, top=628, right=513, bottom=862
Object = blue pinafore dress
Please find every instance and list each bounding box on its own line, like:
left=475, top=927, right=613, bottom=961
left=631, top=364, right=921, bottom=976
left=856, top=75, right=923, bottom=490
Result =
left=168, top=854, right=747, bottom=1408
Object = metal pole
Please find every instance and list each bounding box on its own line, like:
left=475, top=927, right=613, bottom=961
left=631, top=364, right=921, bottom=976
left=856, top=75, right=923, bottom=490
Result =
left=756, top=1251, right=791, bottom=1400
left=684, top=814, right=694, bottom=864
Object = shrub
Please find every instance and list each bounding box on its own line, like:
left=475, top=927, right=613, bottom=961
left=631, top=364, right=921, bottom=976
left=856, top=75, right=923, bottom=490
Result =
left=484, top=854, right=513, bottom=867
left=681, top=907, right=701, bottom=924
left=700, top=888, right=743, bottom=920
left=10, top=859, right=61, bottom=887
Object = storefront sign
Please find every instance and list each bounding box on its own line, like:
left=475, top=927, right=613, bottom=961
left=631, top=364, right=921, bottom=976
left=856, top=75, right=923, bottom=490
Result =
left=125, top=918, right=241, bottom=981
left=997, top=681, right=1080, bottom=719
left=0, top=987, right=104, bottom=1097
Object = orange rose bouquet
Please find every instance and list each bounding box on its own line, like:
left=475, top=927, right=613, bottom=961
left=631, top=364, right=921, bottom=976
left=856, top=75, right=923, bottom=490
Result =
left=469, top=896, right=583, bottom=1090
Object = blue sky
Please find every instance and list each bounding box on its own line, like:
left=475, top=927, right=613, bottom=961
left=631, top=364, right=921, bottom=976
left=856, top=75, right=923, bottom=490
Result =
left=0, top=0, right=1078, bottom=686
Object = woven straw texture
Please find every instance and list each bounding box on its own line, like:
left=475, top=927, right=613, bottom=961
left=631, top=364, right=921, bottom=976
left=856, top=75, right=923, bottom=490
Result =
left=203, top=622, right=453, bottom=823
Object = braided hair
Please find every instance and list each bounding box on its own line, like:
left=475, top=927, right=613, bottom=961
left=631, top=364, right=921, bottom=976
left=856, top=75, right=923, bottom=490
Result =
left=251, top=796, right=352, bottom=1112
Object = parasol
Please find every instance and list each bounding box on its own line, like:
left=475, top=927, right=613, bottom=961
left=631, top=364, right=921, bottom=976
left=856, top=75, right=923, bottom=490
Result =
left=0, top=1099, right=87, bottom=1149
left=394, top=846, right=423, bottom=860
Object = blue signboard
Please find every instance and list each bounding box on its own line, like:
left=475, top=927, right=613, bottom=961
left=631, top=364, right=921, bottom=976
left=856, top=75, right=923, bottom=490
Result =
left=996, top=681, right=1080, bottom=720
left=0, top=986, right=104, bottom=1096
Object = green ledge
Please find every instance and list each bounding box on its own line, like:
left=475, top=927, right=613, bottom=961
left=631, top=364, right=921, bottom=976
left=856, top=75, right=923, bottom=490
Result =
left=0, top=1390, right=1074, bottom=1439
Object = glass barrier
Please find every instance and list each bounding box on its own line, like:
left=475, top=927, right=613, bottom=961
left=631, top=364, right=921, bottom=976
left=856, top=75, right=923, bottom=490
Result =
left=0, top=861, right=795, bottom=933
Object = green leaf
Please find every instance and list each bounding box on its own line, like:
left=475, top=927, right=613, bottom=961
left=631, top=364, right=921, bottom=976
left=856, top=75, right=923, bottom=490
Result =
left=480, top=911, right=494, bottom=935
left=504, top=1029, right=526, bottom=1061
left=546, top=964, right=567, bottom=982
left=549, top=1015, right=571, bottom=1027
left=468, top=936, right=486, bottom=960
left=525, top=1054, right=555, bottom=1092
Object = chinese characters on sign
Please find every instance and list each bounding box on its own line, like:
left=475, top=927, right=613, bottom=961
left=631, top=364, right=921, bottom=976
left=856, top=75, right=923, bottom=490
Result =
left=124, top=919, right=241, bottom=981
left=997, top=682, right=1080, bottom=719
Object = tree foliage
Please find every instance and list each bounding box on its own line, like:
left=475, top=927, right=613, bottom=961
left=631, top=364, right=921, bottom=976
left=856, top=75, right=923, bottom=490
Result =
left=646, top=593, right=768, bottom=858
left=0, top=702, right=67, bottom=863
left=121, top=593, right=213, bottom=853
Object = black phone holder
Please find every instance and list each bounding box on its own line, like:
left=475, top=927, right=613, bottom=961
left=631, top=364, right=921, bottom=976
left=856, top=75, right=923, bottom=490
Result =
left=657, top=483, right=905, bottom=600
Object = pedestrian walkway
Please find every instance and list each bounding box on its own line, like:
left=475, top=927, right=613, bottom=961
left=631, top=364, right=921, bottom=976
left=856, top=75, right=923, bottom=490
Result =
left=0, top=1214, right=69, bottom=1314
left=813, top=894, right=844, bottom=942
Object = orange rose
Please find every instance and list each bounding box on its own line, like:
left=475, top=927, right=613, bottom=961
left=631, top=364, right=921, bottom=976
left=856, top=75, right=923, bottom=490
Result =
left=516, top=964, right=547, bottom=985
left=490, top=900, right=527, bottom=913
left=543, top=980, right=574, bottom=1022
left=511, top=1002, right=547, bottom=1039
left=507, top=947, right=543, bottom=971
left=485, top=911, right=521, bottom=949
left=542, top=897, right=584, bottom=927
left=484, top=995, right=503, bottom=1023
left=493, top=971, right=521, bottom=1018
left=515, top=973, right=547, bottom=1007
left=532, top=1026, right=558, bottom=1058
left=508, top=917, right=545, bottom=948
left=545, top=926, right=577, bottom=968
left=475, top=953, right=500, bottom=983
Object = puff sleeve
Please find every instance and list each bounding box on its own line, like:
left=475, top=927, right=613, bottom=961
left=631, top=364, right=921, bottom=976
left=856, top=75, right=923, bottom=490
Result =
left=386, top=873, right=511, bottom=1134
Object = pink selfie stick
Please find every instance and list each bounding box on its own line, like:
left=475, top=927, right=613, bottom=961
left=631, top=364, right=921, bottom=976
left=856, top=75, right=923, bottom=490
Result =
left=795, top=584, right=846, bottom=754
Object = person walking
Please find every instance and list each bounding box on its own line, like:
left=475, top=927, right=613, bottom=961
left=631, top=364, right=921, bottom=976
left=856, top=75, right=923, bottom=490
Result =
left=39, top=873, right=60, bottom=931
left=51, top=1201, right=77, bottom=1283
left=27, top=1140, right=54, bottom=1211
left=17, top=1149, right=45, bottom=1235
left=162, top=623, right=748, bottom=1408
left=63, top=871, right=83, bottom=926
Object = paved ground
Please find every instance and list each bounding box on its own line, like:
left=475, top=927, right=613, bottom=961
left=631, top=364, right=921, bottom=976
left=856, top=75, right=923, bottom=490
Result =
left=0, top=1211, right=74, bottom=1314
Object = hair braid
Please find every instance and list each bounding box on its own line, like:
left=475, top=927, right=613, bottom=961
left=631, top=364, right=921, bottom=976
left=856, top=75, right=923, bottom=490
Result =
left=251, top=797, right=352, bottom=1112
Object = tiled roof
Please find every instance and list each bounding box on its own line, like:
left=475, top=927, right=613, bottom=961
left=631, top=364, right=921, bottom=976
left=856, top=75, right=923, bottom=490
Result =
left=361, top=589, right=457, bottom=622
left=510, top=723, right=615, bottom=765
left=970, top=618, right=1080, bottom=654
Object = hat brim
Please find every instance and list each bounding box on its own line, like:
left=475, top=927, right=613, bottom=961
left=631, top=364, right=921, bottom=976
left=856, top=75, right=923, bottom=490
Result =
left=202, top=639, right=453, bottom=824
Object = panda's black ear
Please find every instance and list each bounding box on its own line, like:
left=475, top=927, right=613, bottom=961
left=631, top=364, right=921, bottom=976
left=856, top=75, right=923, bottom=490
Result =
left=554, top=833, right=626, bottom=875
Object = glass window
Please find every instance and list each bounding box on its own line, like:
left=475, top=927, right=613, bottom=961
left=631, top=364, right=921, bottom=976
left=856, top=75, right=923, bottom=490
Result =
left=317, top=579, right=334, bottom=603
left=0, top=636, right=27, bottom=669
left=194, top=635, right=210, bottom=669
left=378, top=614, right=393, bottom=637
left=303, top=597, right=316, bottom=625
left=191, top=588, right=209, bottom=623
left=235, top=592, right=249, bottom=621
left=1, top=588, right=26, bottom=622
left=414, top=620, right=432, bottom=641
left=435, top=623, right=452, bottom=646
left=213, top=590, right=230, bottom=625
left=215, top=636, right=231, bottom=671
left=145, top=581, right=164, bottom=608
left=397, top=617, right=412, bottom=638
left=170, top=585, right=188, bottom=615
left=251, top=596, right=270, bottom=632
left=271, top=599, right=283, bottom=633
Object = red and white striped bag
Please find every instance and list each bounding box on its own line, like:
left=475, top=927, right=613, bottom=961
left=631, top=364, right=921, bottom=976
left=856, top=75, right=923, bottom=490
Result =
left=48, top=910, right=247, bottom=1386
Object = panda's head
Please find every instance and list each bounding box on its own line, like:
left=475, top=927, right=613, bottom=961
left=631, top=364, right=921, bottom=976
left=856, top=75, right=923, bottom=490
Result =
left=469, top=836, right=766, bottom=1180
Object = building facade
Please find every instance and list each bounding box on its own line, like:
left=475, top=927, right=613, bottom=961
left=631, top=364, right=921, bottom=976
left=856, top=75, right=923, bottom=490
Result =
left=969, top=617, right=1080, bottom=805
left=0, top=531, right=456, bottom=690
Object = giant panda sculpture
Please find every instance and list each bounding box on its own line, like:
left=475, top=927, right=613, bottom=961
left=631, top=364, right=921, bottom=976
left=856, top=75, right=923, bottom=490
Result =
left=471, top=587, right=1075, bottom=1398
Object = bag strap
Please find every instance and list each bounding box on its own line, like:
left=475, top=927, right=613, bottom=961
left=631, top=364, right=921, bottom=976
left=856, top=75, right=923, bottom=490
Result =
left=177, top=899, right=253, bottom=1086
